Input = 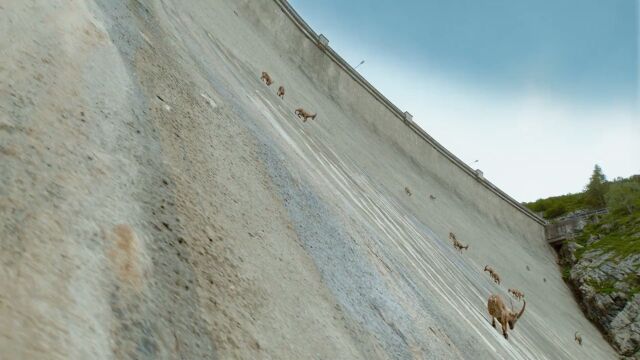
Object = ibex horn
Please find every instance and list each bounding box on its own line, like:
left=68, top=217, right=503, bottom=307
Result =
left=517, top=300, right=526, bottom=319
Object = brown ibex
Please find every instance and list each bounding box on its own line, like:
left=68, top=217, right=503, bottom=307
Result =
left=448, top=232, right=468, bottom=251
left=453, top=240, right=469, bottom=252
left=277, top=86, right=285, bottom=98
left=508, top=288, right=524, bottom=301
left=260, top=71, right=273, bottom=86
left=487, top=294, right=526, bottom=339
left=491, top=272, right=501, bottom=284
left=484, top=265, right=501, bottom=284
left=294, top=108, right=317, bottom=122
left=574, top=331, right=582, bottom=345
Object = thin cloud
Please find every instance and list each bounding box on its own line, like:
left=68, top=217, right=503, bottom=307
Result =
left=290, top=1, right=639, bottom=202
left=378, top=65, right=640, bottom=202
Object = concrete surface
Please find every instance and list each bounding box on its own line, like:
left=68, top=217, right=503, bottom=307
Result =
left=0, top=0, right=617, bottom=359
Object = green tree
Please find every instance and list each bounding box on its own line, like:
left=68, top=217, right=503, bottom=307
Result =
left=606, top=181, right=640, bottom=215
left=584, top=165, right=607, bottom=209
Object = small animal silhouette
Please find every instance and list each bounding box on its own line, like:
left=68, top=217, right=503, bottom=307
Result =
left=449, top=233, right=468, bottom=252
left=295, top=108, right=317, bottom=122
left=453, top=241, right=469, bottom=252
left=574, top=331, right=583, bottom=345
left=491, top=272, right=501, bottom=284
left=484, top=265, right=501, bottom=284
left=277, top=86, right=285, bottom=98
left=260, top=71, right=273, bottom=86
left=508, top=288, right=525, bottom=301
left=405, top=187, right=412, bottom=196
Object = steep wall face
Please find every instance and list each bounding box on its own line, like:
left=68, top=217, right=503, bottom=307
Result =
left=0, top=0, right=616, bottom=359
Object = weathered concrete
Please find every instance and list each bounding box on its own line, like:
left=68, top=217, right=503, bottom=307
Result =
left=546, top=209, right=609, bottom=248
left=0, top=0, right=616, bottom=359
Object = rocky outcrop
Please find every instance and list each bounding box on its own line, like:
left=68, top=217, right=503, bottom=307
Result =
left=611, top=296, right=640, bottom=358
left=562, top=241, right=640, bottom=358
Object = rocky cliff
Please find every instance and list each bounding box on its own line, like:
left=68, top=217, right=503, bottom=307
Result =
left=562, top=233, right=640, bottom=358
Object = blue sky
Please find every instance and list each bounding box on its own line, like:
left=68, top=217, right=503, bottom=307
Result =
left=290, top=0, right=639, bottom=202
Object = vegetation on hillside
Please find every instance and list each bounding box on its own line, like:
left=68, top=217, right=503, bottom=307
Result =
left=525, top=166, right=640, bottom=259
left=525, top=192, right=585, bottom=219
left=525, top=166, right=639, bottom=221
left=529, top=167, right=640, bottom=356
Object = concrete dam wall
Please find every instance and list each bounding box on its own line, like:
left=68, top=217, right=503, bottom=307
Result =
left=0, top=0, right=616, bottom=359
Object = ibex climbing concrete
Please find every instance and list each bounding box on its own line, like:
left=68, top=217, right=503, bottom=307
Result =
left=0, top=0, right=617, bottom=359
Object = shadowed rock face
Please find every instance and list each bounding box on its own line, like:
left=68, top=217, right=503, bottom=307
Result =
left=0, top=0, right=617, bottom=359
left=562, top=242, right=640, bottom=357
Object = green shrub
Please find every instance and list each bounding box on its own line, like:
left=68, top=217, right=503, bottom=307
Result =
left=606, top=181, right=640, bottom=215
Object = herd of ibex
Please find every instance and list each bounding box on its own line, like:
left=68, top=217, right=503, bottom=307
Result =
left=446, top=232, right=529, bottom=339
left=261, top=71, right=317, bottom=122
left=483, top=263, right=526, bottom=339
left=448, top=232, right=581, bottom=344
left=260, top=69, right=582, bottom=347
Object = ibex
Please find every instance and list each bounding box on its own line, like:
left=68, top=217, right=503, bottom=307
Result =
left=491, top=272, right=501, bottom=284
left=453, top=240, right=469, bottom=252
left=487, top=294, right=526, bottom=339
left=294, top=108, right=317, bottom=122
left=508, top=288, right=524, bottom=300
left=260, top=71, right=273, bottom=86
left=277, top=86, right=285, bottom=98
left=574, top=331, right=582, bottom=345
left=484, top=265, right=501, bottom=284
left=448, top=233, right=468, bottom=251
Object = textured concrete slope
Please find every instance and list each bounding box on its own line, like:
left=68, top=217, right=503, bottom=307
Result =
left=0, top=0, right=616, bottom=359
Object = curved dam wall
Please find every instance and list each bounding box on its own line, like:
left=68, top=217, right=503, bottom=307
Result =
left=248, top=0, right=546, bottom=236
left=0, top=0, right=615, bottom=359
left=271, top=0, right=545, bottom=230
